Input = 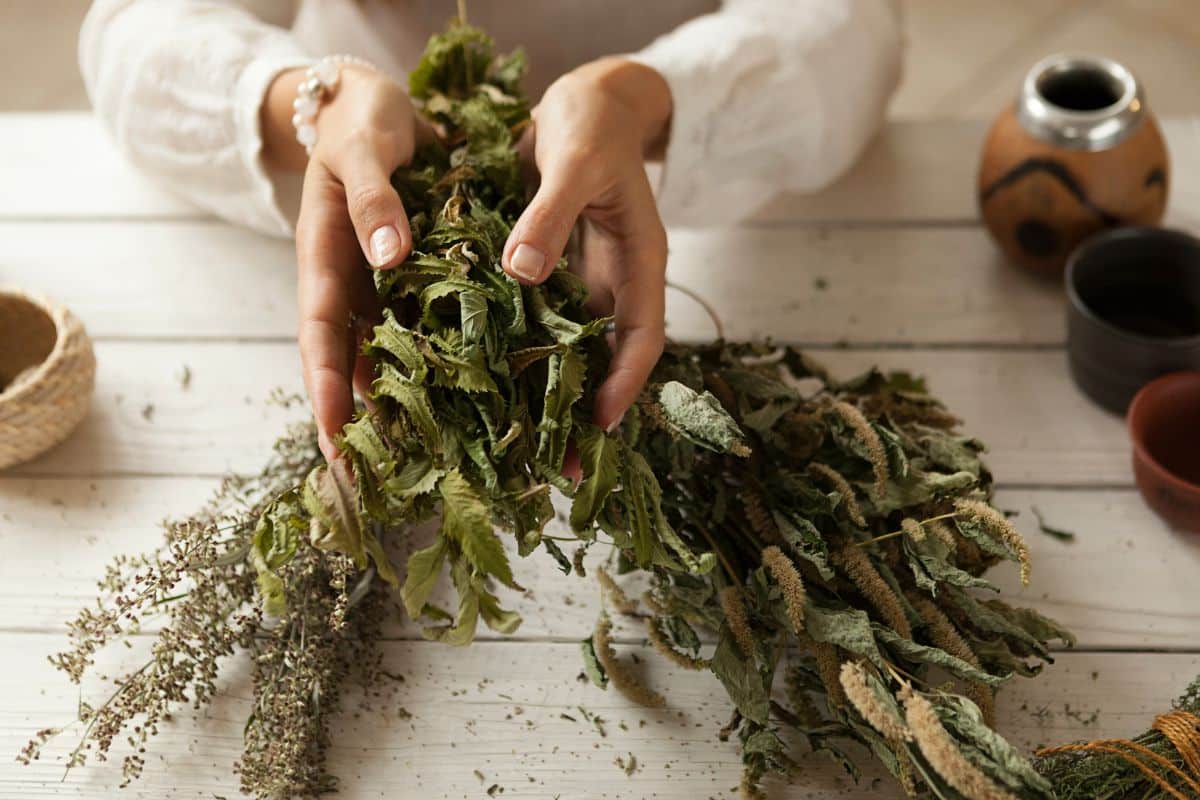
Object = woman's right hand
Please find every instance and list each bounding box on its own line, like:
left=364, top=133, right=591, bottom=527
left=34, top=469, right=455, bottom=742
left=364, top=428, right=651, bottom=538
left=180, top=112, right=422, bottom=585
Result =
left=262, top=66, right=419, bottom=461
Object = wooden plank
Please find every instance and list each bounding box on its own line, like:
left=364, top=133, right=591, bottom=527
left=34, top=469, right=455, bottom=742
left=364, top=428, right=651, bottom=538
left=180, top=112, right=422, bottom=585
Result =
left=7, top=342, right=1128, bottom=485
left=756, top=117, right=1200, bottom=227
left=2, top=221, right=1072, bottom=345
left=0, top=114, right=201, bottom=220
left=4, top=113, right=1197, bottom=225
left=2, top=633, right=1196, bottom=799
left=3, top=478, right=1194, bottom=650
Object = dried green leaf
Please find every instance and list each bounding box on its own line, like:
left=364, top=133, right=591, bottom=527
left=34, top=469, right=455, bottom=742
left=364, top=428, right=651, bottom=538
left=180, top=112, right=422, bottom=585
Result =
left=657, top=381, right=750, bottom=457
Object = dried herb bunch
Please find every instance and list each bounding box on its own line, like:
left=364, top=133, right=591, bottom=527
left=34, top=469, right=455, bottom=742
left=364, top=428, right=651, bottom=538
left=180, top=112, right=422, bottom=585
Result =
left=23, top=19, right=1103, bottom=800
left=594, top=343, right=1075, bottom=798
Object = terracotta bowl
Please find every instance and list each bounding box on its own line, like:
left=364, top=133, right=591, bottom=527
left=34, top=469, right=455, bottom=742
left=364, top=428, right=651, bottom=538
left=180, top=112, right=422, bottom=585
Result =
left=1127, top=371, right=1200, bottom=532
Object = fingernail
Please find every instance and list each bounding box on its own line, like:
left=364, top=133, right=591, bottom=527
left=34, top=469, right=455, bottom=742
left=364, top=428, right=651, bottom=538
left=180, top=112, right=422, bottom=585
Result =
left=369, top=225, right=401, bottom=266
left=605, top=411, right=626, bottom=435
left=510, top=243, right=546, bottom=281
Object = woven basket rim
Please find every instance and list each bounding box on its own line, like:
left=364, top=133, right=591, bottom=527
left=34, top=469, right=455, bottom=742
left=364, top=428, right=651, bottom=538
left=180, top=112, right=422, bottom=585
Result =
left=0, top=285, right=78, bottom=408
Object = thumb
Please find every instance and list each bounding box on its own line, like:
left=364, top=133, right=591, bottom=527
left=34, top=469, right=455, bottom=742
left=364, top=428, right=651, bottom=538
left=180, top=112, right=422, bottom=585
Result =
left=502, top=170, right=588, bottom=284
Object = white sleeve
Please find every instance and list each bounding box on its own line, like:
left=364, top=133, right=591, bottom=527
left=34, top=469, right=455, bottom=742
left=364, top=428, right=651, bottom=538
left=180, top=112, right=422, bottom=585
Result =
left=79, top=0, right=313, bottom=237
left=629, top=0, right=904, bottom=226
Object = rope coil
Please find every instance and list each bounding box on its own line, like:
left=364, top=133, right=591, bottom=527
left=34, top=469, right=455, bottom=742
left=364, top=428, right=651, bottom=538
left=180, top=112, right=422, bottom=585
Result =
left=1035, top=710, right=1200, bottom=800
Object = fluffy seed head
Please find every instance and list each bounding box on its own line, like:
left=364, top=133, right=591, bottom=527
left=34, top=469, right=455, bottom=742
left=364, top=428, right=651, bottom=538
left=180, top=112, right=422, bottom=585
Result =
left=762, top=546, right=806, bottom=633
left=832, top=401, right=889, bottom=497
left=900, top=687, right=1018, bottom=800
left=719, top=587, right=756, bottom=659
left=901, top=518, right=925, bottom=543
left=836, top=543, right=913, bottom=640
left=954, top=499, right=1032, bottom=585
left=645, top=617, right=708, bottom=671
left=596, top=566, right=639, bottom=615
left=839, top=661, right=911, bottom=742
left=594, top=613, right=666, bottom=708
left=808, top=462, right=867, bottom=527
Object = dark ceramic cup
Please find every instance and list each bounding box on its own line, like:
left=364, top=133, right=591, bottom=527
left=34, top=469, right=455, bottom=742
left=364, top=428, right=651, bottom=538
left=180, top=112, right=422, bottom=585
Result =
left=1127, top=371, right=1200, bottom=532
left=1066, top=227, right=1200, bottom=413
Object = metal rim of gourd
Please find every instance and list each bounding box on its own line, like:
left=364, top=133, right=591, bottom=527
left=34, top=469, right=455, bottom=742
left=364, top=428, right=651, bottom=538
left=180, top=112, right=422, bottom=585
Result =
left=1017, top=53, right=1144, bottom=151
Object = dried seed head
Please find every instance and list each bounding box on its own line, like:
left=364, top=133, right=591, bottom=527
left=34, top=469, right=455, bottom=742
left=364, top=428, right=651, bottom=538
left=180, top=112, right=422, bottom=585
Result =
left=641, top=590, right=667, bottom=616
left=595, top=566, right=638, bottom=615
left=808, top=462, right=867, bottom=528
left=761, top=546, right=806, bottom=633
left=910, top=594, right=995, bottom=726
left=800, top=632, right=846, bottom=708
left=900, top=518, right=925, bottom=543
left=900, top=687, right=1018, bottom=800
left=835, top=543, right=913, bottom=640
left=740, top=488, right=779, bottom=538
left=839, top=661, right=911, bottom=742
left=740, top=769, right=767, bottom=800
left=832, top=401, right=889, bottom=497
left=954, top=499, right=1032, bottom=585
left=719, top=586, right=756, bottom=659
left=594, top=613, right=666, bottom=708
left=896, top=748, right=919, bottom=797
left=572, top=546, right=587, bottom=578
left=928, top=519, right=958, bottom=552
left=645, top=617, right=708, bottom=670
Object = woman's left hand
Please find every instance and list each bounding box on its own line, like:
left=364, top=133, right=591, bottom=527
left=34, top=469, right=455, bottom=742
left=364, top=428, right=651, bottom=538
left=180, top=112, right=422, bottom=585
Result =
left=501, top=57, right=673, bottom=433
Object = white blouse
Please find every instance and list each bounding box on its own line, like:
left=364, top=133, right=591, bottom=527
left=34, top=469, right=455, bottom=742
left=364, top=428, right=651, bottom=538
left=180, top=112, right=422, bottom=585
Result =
left=79, top=0, right=903, bottom=238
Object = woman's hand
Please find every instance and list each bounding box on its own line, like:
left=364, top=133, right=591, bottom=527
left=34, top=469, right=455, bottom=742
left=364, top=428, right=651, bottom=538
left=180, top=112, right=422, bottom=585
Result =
left=502, top=57, right=673, bottom=433
left=262, top=66, right=419, bottom=461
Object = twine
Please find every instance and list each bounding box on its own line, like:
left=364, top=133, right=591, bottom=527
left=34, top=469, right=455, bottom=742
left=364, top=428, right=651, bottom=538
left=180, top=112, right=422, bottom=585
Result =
left=1035, top=710, right=1200, bottom=800
left=0, top=288, right=96, bottom=470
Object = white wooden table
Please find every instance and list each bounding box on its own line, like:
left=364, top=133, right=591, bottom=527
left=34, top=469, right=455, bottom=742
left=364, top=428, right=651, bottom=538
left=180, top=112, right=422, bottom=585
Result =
left=2, top=112, right=1200, bottom=799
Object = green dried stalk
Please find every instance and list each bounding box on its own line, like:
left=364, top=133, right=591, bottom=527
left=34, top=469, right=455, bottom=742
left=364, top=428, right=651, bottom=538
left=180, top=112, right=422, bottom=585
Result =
left=26, top=19, right=1167, bottom=800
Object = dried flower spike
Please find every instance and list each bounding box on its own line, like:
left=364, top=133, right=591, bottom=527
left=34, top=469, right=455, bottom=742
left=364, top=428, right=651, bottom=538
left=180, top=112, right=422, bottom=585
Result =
left=840, top=661, right=911, bottom=742
left=835, top=543, right=912, bottom=640
left=900, top=518, right=925, bottom=543
left=762, top=546, right=806, bottom=633
left=928, top=518, right=958, bottom=552
left=832, top=401, right=889, bottom=497
left=809, top=462, right=867, bottom=527
left=955, top=499, right=1032, bottom=585
left=900, top=686, right=1018, bottom=800
left=645, top=617, right=708, bottom=670
left=594, top=614, right=666, bottom=708
left=719, top=586, right=756, bottom=659
left=596, top=566, right=639, bottom=615
left=910, top=594, right=995, bottom=726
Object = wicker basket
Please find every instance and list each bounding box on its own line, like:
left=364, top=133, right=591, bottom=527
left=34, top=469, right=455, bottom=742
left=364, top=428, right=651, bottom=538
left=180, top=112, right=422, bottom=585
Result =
left=0, top=288, right=96, bottom=469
